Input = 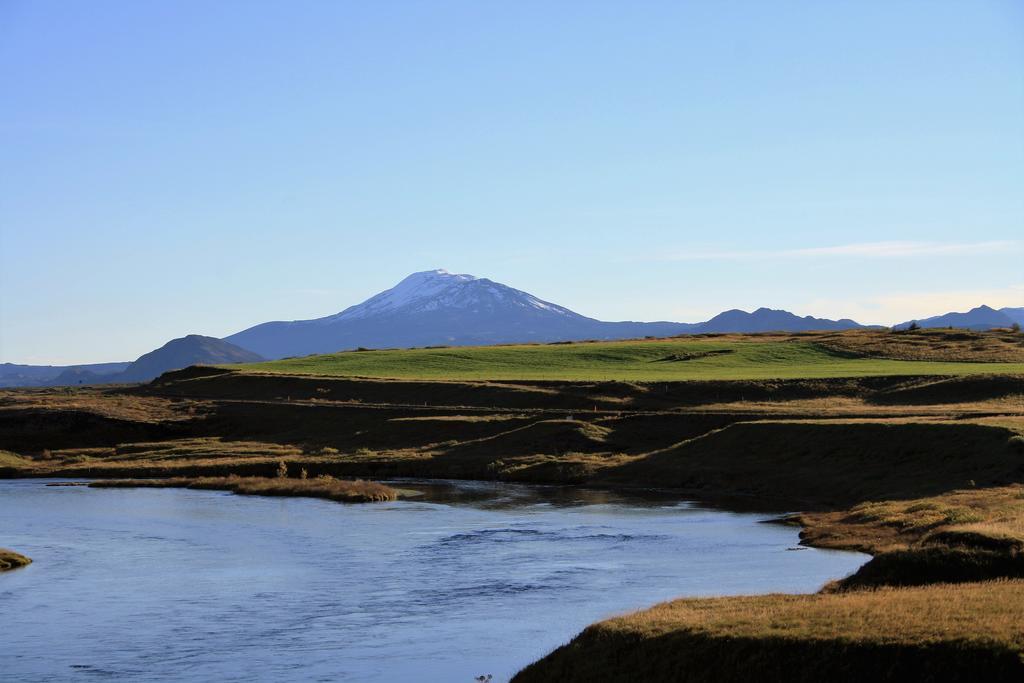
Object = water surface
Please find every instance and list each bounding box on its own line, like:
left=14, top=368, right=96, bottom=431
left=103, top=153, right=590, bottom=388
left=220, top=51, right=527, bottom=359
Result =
left=0, top=479, right=866, bottom=682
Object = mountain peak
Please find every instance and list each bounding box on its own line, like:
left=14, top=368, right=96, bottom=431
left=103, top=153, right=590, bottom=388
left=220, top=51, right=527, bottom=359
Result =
left=326, top=269, right=484, bottom=323
left=396, top=268, right=478, bottom=286
left=393, top=268, right=476, bottom=295
left=223, top=271, right=870, bottom=359
left=226, top=270, right=606, bottom=357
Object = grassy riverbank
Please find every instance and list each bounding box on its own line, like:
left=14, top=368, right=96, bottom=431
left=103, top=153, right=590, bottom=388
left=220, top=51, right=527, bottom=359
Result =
left=512, top=476, right=1024, bottom=681
left=0, top=548, right=32, bottom=571
left=513, top=580, right=1024, bottom=683
left=517, top=480, right=1024, bottom=680
left=90, top=473, right=398, bottom=503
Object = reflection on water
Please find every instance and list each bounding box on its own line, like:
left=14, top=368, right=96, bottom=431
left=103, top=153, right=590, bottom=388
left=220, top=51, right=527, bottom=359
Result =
left=393, top=478, right=694, bottom=508
left=0, top=479, right=867, bottom=682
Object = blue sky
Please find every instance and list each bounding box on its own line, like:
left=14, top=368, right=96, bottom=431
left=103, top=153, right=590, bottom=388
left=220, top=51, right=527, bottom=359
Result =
left=1, top=1, right=1022, bottom=364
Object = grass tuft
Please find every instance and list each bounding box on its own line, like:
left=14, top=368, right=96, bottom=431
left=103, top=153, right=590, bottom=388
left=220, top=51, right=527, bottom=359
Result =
left=0, top=548, right=32, bottom=571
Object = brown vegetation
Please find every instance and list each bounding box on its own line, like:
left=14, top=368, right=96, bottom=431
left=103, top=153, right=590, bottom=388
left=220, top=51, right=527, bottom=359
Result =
left=89, top=474, right=398, bottom=503
left=815, top=327, right=1024, bottom=363
left=0, top=387, right=205, bottom=422
left=0, top=548, right=32, bottom=571
left=791, top=484, right=1024, bottom=589
left=513, top=580, right=1024, bottom=683
left=797, top=485, right=1024, bottom=554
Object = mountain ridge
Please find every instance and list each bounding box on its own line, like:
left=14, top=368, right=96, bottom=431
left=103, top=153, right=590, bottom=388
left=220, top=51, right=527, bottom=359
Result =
left=224, top=269, right=869, bottom=359
left=6, top=272, right=1019, bottom=384
left=699, top=307, right=865, bottom=333
left=2, top=336, right=263, bottom=387
left=0, top=361, right=131, bottom=389
left=894, top=305, right=1019, bottom=331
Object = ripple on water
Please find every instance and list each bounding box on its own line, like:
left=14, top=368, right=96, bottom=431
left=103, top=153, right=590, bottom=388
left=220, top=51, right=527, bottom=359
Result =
left=0, top=479, right=868, bottom=683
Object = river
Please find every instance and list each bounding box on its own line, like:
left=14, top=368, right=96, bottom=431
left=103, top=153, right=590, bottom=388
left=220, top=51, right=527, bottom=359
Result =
left=0, top=479, right=867, bottom=682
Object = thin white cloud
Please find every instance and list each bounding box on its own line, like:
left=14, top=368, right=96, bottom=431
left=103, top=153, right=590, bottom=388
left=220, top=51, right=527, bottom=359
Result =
left=802, top=284, right=1024, bottom=326
left=661, top=240, right=1020, bottom=261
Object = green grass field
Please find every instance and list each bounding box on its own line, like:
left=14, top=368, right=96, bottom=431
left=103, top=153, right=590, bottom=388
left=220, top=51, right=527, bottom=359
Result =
left=237, top=339, right=1024, bottom=381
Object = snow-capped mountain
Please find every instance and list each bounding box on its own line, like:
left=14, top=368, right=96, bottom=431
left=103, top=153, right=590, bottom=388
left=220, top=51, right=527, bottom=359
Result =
left=319, top=270, right=579, bottom=324
left=223, top=269, right=868, bottom=359
left=225, top=269, right=696, bottom=358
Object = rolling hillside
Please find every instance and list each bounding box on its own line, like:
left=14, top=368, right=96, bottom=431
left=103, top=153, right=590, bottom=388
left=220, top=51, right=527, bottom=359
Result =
left=237, top=335, right=1024, bottom=381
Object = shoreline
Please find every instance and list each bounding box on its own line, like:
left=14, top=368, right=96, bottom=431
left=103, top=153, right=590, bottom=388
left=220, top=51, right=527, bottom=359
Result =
left=88, top=474, right=399, bottom=503
left=6, top=466, right=1023, bottom=679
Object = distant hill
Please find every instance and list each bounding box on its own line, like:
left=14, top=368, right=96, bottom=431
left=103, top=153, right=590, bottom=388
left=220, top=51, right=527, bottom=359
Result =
left=1000, top=307, right=1024, bottom=326
left=117, top=335, right=265, bottom=383
left=0, top=336, right=265, bottom=388
left=48, top=367, right=113, bottom=386
left=894, top=305, right=1018, bottom=331
left=225, top=269, right=869, bottom=359
left=0, top=361, right=131, bottom=388
left=699, top=307, right=868, bottom=333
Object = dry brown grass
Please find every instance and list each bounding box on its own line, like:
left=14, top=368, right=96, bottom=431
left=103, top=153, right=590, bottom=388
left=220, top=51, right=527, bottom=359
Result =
left=90, top=474, right=398, bottom=503
left=104, top=438, right=304, bottom=461
left=7, top=408, right=1020, bottom=513
left=595, top=580, right=1024, bottom=646
left=690, top=395, right=1024, bottom=418
left=794, top=485, right=1024, bottom=590
left=0, top=387, right=204, bottom=422
left=0, top=449, right=38, bottom=469
left=679, top=328, right=1024, bottom=364
left=514, top=581, right=1024, bottom=682
left=816, top=328, right=1024, bottom=363
left=0, top=547, right=32, bottom=571
left=799, top=484, right=1024, bottom=554
left=388, top=414, right=530, bottom=423
left=12, top=439, right=306, bottom=473
left=976, top=415, right=1024, bottom=431
left=956, top=518, right=1024, bottom=545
